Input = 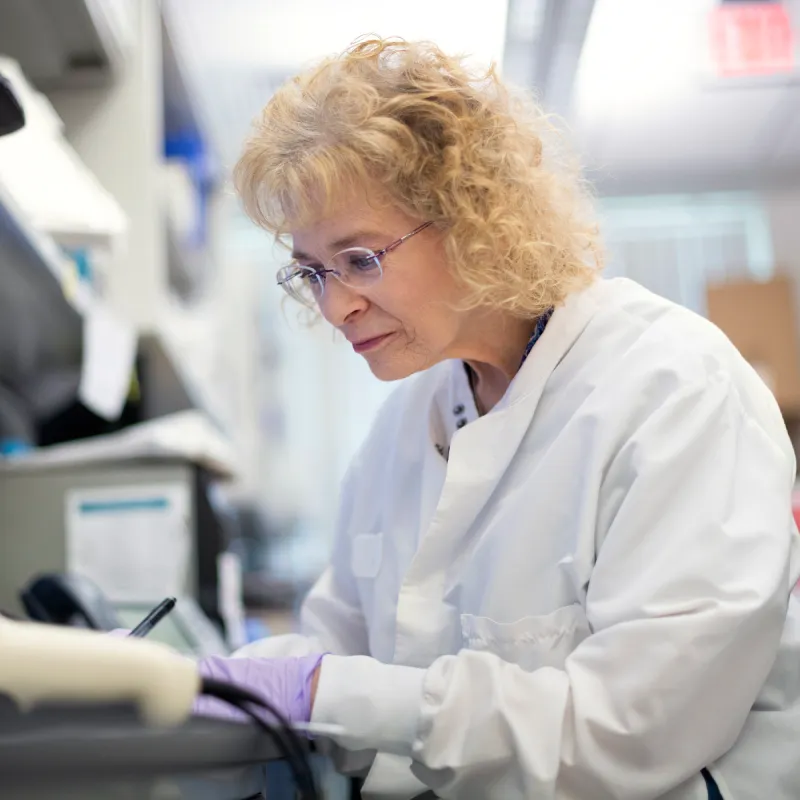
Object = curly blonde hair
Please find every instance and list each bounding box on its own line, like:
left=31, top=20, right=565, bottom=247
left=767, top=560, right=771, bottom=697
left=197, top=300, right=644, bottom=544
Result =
left=234, top=37, right=602, bottom=318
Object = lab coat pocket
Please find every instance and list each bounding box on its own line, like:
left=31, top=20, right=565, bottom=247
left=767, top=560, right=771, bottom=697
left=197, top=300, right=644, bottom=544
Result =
left=351, top=532, right=384, bottom=579
left=460, top=604, right=591, bottom=671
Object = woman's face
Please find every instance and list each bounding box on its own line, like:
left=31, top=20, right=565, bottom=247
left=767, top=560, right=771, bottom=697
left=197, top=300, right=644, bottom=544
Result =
left=290, top=189, right=470, bottom=381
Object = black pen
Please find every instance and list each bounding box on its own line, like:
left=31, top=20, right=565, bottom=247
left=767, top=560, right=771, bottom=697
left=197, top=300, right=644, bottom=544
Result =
left=128, top=597, right=177, bottom=638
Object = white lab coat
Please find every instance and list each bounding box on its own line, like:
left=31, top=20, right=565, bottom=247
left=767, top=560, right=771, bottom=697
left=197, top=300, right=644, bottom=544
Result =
left=240, top=278, right=800, bottom=799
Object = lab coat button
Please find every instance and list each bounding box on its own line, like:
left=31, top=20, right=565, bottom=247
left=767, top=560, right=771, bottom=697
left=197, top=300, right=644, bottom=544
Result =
left=456, top=418, right=467, bottom=429
left=453, top=404, right=465, bottom=415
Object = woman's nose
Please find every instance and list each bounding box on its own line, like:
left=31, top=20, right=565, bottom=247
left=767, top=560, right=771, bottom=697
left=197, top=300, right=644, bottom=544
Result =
left=318, top=277, right=369, bottom=326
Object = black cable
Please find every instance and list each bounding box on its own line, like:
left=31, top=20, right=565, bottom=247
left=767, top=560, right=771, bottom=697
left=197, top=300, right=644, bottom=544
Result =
left=219, top=692, right=316, bottom=800
left=210, top=682, right=315, bottom=796
left=200, top=677, right=320, bottom=800
left=200, top=678, right=316, bottom=798
left=200, top=677, right=316, bottom=799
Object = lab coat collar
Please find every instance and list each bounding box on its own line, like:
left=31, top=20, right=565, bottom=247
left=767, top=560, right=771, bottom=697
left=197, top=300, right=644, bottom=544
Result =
left=395, top=281, right=603, bottom=663
left=501, top=279, right=604, bottom=410
left=443, top=279, right=603, bottom=478
left=454, top=277, right=602, bottom=482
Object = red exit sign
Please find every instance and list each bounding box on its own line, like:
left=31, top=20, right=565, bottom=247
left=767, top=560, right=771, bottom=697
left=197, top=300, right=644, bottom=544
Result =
left=710, top=3, right=795, bottom=77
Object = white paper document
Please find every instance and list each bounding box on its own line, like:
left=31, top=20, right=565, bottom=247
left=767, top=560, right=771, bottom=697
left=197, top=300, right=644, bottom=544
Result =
left=65, top=483, right=191, bottom=601
left=79, top=303, right=137, bottom=421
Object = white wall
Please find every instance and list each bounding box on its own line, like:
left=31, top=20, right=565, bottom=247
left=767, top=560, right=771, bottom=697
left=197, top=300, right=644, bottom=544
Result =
left=48, top=0, right=167, bottom=330
left=218, top=216, right=395, bottom=548
left=766, top=189, right=800, bottom=273
left=765, top=188, right=800, bottom=338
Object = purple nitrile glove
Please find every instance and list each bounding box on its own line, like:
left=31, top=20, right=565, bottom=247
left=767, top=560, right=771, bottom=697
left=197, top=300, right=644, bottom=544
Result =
left=193, top=654, right=326, bottom=726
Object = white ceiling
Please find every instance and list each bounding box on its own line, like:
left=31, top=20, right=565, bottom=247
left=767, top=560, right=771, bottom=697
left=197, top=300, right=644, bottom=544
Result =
left=572, top=0, right=800, bottom=194
left=164, top=0, right=800, bottom=198
left=163, top=0, right=510, bottom=172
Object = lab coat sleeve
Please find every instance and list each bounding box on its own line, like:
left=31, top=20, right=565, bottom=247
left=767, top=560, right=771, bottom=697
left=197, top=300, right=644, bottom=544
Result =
left=234, top=463, right=370, bottom=660
left=312, top=370, right=796, bottom=799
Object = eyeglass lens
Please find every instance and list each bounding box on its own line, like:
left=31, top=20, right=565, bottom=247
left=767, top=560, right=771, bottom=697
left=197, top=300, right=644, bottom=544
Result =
left=284, top=247, right=383, bottom=305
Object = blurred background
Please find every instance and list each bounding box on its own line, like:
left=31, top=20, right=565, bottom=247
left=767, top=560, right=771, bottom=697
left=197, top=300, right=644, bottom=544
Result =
left=0, top=0, right=798, bottom=648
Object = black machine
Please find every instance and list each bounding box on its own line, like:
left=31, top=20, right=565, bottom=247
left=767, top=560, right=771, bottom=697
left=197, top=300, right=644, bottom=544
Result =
left=0, top=71, right=24, bottom=138
left=19, top=573, right=122, bottom=631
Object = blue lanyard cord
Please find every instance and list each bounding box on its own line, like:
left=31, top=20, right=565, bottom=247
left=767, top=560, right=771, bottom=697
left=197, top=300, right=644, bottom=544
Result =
left=520, top=308, right=554, bottom=367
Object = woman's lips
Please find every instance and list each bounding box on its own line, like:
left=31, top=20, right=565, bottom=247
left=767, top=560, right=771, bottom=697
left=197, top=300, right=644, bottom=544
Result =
left=351, top=332, right=395, bottom=353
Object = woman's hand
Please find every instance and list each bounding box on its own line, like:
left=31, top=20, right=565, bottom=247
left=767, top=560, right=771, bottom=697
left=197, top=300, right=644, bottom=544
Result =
left=194, top=653, right=326, bottom=726
left=108, top=629, right=326, bottom=723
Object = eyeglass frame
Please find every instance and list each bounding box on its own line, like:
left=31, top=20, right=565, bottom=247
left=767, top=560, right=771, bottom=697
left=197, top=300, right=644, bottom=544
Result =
left=276, top=220, right=433, bottom=304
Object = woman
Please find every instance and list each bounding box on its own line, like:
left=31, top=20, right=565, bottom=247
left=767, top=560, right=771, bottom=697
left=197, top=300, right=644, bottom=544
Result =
left=197, top=38, right=800, bottom=799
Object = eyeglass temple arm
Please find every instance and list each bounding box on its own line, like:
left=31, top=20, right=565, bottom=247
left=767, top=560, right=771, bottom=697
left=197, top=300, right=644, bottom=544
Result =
left=378, top=221, right=434, bottom=258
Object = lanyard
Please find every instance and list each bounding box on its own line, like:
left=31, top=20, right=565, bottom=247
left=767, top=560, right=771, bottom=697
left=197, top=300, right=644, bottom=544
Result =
left=519, top=307, right=554, bottom=367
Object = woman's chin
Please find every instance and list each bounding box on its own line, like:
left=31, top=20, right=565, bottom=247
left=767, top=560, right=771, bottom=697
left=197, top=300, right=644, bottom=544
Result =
left=362, top=354, right=424, bottom=382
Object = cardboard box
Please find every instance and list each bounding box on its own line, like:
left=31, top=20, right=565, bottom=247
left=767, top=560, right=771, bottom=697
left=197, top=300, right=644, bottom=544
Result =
left=706, top=275, right=800, bottom=416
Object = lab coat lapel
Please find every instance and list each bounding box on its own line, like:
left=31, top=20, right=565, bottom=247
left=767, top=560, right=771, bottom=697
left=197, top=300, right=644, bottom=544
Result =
left=393, top=283, right=602, bottom=666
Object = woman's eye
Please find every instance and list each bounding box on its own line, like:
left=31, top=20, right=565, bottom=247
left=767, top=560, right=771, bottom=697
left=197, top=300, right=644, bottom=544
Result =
left=350, top=255, right=377, bottom=271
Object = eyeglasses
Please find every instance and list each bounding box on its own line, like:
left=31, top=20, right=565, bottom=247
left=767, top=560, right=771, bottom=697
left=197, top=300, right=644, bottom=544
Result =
left=276, top=221, right=433, bottom=306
